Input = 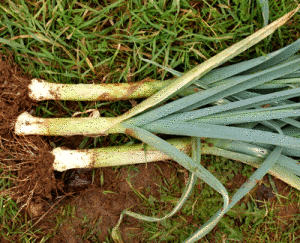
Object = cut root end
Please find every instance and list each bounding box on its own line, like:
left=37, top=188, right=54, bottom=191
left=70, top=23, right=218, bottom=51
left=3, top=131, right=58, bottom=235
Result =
left=52, top=147, right=93, bottom=172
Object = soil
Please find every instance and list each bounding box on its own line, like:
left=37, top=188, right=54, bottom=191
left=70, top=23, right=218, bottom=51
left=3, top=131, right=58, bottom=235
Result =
left=0, top=52, right=61, bottom=202
left=1, top=54, right=299, bottom=242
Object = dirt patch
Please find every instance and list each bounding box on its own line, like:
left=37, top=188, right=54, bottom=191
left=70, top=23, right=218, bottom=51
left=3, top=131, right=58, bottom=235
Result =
left=276, top=203, right=300, bottom=231
left=31, top=162, right=182, bottom=242
left=0, top=53, right=66, bottom=227
left=226, top=173, right=248, bottom=190
left=0, top=53, right=61, bottom=202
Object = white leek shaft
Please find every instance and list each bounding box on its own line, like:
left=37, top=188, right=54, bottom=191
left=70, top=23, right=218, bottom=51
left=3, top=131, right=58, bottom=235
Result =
left=52, top=137, right=192, bottom=171
left=52, top=148, right=93, bottom=171
left=29, top=78, right=173, bottom=101
left=15, top=112, right=125, bottom=136
left=52, top=138, right=300, bottom=190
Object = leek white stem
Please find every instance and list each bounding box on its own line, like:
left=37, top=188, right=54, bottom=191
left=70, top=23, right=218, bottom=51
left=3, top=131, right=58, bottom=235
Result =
left=52, top=137, right=192, bottom=171
left=28, top=78, right=300, bottom=102
left=29, top=78, right=174, bottom=101
left=51, top=137, right=300, bottom=190
left=15, top=112, right=125, bottom=136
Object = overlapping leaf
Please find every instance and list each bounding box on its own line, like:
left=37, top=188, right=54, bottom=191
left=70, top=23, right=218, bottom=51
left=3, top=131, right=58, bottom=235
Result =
left=112, top=7, right=300, bottom=243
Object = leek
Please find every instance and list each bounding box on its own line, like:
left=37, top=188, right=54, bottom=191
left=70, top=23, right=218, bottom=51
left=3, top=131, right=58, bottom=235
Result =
left=15, top=7, right=300, bottom=243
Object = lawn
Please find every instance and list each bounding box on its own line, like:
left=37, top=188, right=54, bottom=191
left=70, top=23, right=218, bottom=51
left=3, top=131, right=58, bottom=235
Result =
left=1, top=0, right=300, bottom=242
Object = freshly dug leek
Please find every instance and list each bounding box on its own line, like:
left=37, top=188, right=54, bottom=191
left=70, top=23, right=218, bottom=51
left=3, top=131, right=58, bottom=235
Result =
left=15, top=7, right=300, bottom=243
left=15, top=112, right=125, bottom=136
left=27, top=74, right=300, bottom=104
left=51, top=137, right=300, bottom=191
left=52, top=137, right=192, bottom=171
left=28, top=78, right=175, bottom=101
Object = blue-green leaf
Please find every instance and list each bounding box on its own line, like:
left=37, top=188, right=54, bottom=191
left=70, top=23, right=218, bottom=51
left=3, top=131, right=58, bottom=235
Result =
left=258, top=0, right=269, bottom=27
left=142, top=121, right=300, bottom=149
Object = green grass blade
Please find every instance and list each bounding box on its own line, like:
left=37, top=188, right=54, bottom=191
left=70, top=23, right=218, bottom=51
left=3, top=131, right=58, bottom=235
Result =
left=0, top=37, right=24, bottom=49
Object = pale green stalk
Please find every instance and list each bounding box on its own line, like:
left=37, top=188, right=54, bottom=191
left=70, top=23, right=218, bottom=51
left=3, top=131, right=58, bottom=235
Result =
left=52, top=137, right=300, bottom=190
left=28, top=78, right=175, bottom=101
left=52, top=137, right=192, bottom=171
left=28, top=77, right=300, bottom=102
left=15, top=112, right=124, bottom=136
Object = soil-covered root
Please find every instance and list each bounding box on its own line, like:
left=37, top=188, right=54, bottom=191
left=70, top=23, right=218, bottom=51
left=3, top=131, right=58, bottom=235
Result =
left=0, top=53, right=62, bottom=217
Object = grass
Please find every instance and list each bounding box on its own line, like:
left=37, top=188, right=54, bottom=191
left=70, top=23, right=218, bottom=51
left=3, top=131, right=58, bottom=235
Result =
left=1, top=0, right=300, bottom=242
left=0, top=171, right=44, bottom=242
